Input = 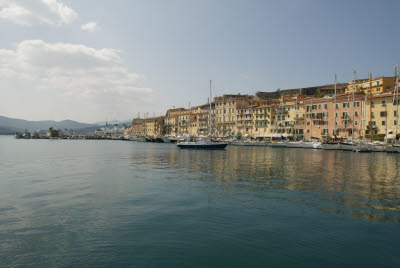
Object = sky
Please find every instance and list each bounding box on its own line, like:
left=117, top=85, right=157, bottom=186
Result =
left=1, top=0, right=400, bottom=123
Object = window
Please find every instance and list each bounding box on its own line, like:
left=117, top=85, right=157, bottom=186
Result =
left=371, top=101, right=374, bottom=107
left=335, top=112, right=338, bottom=118
left=343, top=103, right=349, bottom=108
left=377, top=87, right=381, bottom=92
left=312, top=105, right=317, bottom=109
left=318, top=104, right=321, bottom=109
left=324, top=103, right=328, bottom=109
left=382, top=121, right=386, bottom=126
left=395, top=120, right=398, bottom=126
left=355, top=111, right=359, bottom=117
left=355, top=121, right=358, bottom=126
left=395, top=111, right=398, bottom=116
left=380, top=111, right=387, bottom=117
left=335, top=103, right=339, bottom=109
left=382, top=100, right=386, bottom=106
left=307, top=121, right=310, bottom=126
left=354, top=102, right=360, bottom=107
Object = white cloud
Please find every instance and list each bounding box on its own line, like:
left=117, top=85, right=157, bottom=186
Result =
left=0, top=40, right=153, bottom=107
left=81, top=21, right=100, bottom=32
left=0, top=0, right=77, bottom=26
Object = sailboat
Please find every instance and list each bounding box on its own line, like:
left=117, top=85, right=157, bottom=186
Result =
left=341, top=71, right=357, bottom=151
left=177, top=81, right=228, bottom=149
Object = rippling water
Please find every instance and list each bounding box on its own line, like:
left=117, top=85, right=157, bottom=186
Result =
left=0, top=135, right=399, bottom=267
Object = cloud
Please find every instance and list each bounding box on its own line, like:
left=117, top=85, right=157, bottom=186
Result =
left=81, top=21, right=100, bottom=32
left=0, top=0, right=77, bottom=26
left=0, top=40, right=153, bottom=105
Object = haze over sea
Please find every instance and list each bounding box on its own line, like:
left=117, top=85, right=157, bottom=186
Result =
left=0, top=135, right=399, bottom=267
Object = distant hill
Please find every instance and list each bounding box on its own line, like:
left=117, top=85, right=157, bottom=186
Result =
left=0, top=115, right=97, bottom=133
left=0, top=126, right=15, bottom=135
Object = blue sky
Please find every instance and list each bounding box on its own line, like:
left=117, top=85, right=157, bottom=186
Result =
left=1, top=0, right=399, bottom=122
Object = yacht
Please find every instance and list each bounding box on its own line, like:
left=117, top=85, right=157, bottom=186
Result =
left=177, top=81, right=228, bottom=150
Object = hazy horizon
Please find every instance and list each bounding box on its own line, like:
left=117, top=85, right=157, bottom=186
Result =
left=1, top=0, right=400, bottom=123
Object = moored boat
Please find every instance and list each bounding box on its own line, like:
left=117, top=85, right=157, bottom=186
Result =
left=269, top=141, right=287, bottom=148
left=286, top=141, right=303, bottom=148
left=301, top=141, right=315, bottom=149
left=177, top=140, right=228, bottom=149
left=355, top=143, right=371, bottom=152
left=322, top=142, right=340, bottom=150
left=340, top=142, right=355, bottom=151
left=386, top=144, right=400, bottom=153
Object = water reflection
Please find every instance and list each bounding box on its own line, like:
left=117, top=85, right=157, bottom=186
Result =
left=130, top=145, right=400, bottom=223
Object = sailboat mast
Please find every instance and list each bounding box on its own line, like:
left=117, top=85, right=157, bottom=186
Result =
left=188, top=102, right=191, bottom=136
left=294, top=96, right=297, bottom=139
left=369, top=73, right=373, bottom=141
left=209, top=80, right=212, bottom=138
left=396, top=65, right=399, bottom=139
left=334, top=74, right=337, bottom=138
left=179, top=108, right=181, bottom=136
left=352, top=70, right=355, bottom=141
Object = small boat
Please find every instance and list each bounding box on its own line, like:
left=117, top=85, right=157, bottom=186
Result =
left=23, top=131, right=31, bottom=139
left=302, top=141, right=315, bottom=149
left=231, top=140, right=266, bottom=146
left=355, top=143, right=371, bottom=152
left=313, top=141, right=323, bottom=149
left=369, top=142, right=386, bottom=152
left=168, top=137, right=178, bottom=143
left=269, top=141, right=287, bottom=148
left=322, top=142, right=340, bottom=150
left=177, top=139, right=228, bottom=149
left=286, top=141, right=303, bottom=148
left=386, top=144, right=400, bottom=153
left=32, top=132, right=41, bottom=139
left=15, top=132, right=24, bottom=139
left=340, top=142, right=355, bottom=151
left=161, top=137, right=170, bottom=143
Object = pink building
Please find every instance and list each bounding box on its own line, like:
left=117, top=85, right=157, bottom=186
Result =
left=304, top=93, right=365, bottom=140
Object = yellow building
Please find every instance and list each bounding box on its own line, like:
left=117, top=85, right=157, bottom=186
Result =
left=164, top=108, right=185, bottom=136
left=268, top=96, right=305, bottom=138
left=363, top=91, right=400, bottom=137
left=144, top=116, right=165, bottom=136
left=213, top=94, right=258, bottom=138
left=346, top=76, right=395, bottom=95
left=195, top=103, right=212, bottom=137
left=252, top=104, right=272, bottom=138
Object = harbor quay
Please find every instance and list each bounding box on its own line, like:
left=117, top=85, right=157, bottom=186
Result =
left=125, top=74, right=400, bottom=143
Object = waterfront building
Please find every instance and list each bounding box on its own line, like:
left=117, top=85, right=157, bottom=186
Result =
left=304, top=93, right=365, bottom=140
left=362, top=91, right=400, bottom=137
left=265, top=96, right=306, bottom=139
left=345, top=76, right=395, bottom=94
left=195, top=103, right=213, bottom=137
left=164, top=108, right=185, bottom=136
left=213, top=94, right=257, bottom=138
left=252, top=104, right=272, bottom=138
left=144, top=116, right=165, bottom=136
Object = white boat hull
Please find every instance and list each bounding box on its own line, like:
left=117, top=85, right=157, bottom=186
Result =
left=355, top=144, right=371, bottom=152
left=270, top=142, right=287, bottom=148
left=340, top=143, right=355, bottom=151
left=369, top=145, right=386, bottom=152
left=386, top=145, right=400, bottom=153
left=302, top=142, right=315, bottom=149
left=286, top=142, right=303, bottom=148
left=322, top=143, right=340, bottom=150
